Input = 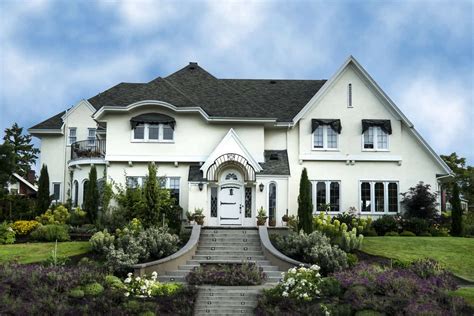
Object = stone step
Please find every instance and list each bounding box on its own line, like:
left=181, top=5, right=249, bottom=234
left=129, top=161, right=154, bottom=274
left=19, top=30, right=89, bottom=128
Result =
left=263, top=271, right=284, bottom=278
left=157, top=275, right=185, bottom=282
left=266, top=276, right=283, bottom=283
left=259, top=265, right=279, bottom=271
left=196, top=250, right=263, bottom=256
left=200, top=232, right=259, bottom=237
left=195, top=301, right=258, bottom=308
left=199, top=242, right=261, bottom=248
left=200, top=235, right=260, bottom=241
left=194, top=307, right=255, bottom=314
left=187, top=259, right=271, bottom=265
left=178, top=264, right=200, bottom=270
left=193, top=255, right=266, bottom=261
left=197, top=246, right=262, bottom=251
left=165, top=270, right=190, bottom=277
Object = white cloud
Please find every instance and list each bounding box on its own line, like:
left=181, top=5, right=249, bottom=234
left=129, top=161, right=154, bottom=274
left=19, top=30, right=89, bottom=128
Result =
left=394, top=76, right=473, bottom=158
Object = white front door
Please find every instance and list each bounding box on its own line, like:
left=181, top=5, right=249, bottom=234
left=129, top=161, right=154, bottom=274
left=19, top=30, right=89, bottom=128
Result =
left=218, top=170, right=243, bottom=225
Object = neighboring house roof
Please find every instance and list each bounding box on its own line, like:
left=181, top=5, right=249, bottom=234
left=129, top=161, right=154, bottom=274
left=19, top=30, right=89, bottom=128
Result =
left=12, top=173, right=38, bottom=192
left=259, top=150, right=290, bottom=176
left=31, top=63, right=327, bottom=129
left=30, top=110, right=66, bottom=130
left=188, top=150, right=290, bottom=181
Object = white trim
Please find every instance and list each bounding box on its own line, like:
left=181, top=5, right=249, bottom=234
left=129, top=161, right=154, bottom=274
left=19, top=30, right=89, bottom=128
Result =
left=105, top=154, right=207, bottom=163
left=130, top=123, right=175, bottom=143
left=311, top=125, right=339, bottom=151
left=51, top=182, right=62, bottom=202
left=61, top=100, right=96, bottom=120
left=93, top=100, right=277, bottom=123
left=292, top=55, right=451, bottom=174
left=267, top=181, right=278, bottom=222
left=311, top=180, right=341, bottom=213
left=361, top=126, right=390, bottom=152
left=28, top=129, right=63, bottom=135
left=12, top=173, right=38, bottom=192
left=68, top=158, right=107, bottom=167
left=256, top=174, right=289, bottom=179
left=300, top=154, right=402, bottom=162
left=359, top=180, right=400, bottom=214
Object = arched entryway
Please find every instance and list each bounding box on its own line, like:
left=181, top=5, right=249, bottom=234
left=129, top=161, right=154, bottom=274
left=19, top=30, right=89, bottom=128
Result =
left=218, top=168, right=244, bottom=225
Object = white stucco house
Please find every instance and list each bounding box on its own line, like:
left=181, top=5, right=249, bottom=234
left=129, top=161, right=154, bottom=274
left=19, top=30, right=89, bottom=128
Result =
left=28, top=56, right=452, bottom=226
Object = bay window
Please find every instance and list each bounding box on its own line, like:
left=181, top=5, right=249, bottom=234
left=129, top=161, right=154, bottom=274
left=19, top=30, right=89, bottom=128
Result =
left=360, top=181, right=398, bottom=213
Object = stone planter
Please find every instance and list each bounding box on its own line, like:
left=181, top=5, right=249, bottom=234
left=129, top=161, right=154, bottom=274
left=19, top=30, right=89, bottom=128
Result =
left=256, top=217, right=268, bottom=226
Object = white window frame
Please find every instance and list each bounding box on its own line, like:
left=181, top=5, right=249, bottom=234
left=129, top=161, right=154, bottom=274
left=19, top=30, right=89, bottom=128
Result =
left=267, top=181, right=278, bottom=221
left=311, top=180, right=341, bottom=214
left=359, top=180, right=399, bottom=214
left=87, top=128, right=96, bottom=147
left=312, top=125, right=339, bottom=151
left=131, top=123, right=174, bottom=143
left=362, top=126, right=389, bottom=151
left=68, top=127, right=77, bottom=145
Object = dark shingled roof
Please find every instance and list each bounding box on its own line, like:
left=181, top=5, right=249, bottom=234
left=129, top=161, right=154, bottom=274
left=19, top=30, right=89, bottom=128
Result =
left=260, top=150, right=290, bottom=175
left=31, top=63, right=327, bottom=129
left=187, top=150, right=290, bottom=181
left=30, top=110, right=66, bottom=130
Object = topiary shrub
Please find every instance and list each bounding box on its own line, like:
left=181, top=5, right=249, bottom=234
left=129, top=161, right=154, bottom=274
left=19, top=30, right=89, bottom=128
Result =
left=83, top=282, right=104, bottom=296
left=30, top=224, right=70, bottom=241
left=90, top=230, right=115, bottom=253
left=399, top=230, right=416, bottom=237
left=372, top=215, right=400, bottom=236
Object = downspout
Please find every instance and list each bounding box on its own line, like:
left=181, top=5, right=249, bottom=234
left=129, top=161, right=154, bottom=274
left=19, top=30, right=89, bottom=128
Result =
left=63, top=108, right=69, bottom=203
left=287, top=125, right=291, bottom=216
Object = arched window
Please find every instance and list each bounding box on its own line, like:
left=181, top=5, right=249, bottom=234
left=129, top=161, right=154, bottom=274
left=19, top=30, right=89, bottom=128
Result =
left=73, top=180, right=79, bottom=207
left=82, top=180, right=89, bottom=207
left=268, top=183, right=277, bottom=222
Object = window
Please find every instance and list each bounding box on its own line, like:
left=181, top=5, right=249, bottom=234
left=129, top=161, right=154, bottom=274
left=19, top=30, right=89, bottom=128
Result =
left=268, top=183, right=276, bottom=221
left=125, top=176, right=180, bottom=205
left=68, top=128, right=77, bottom=145
left=52, top=183, right=61, bottom=201
left=88, top=128, right=96, bottom=146
left=168, top=177, right=180, bottom=204
left=73, top=180, right=79, bottom=207
left=82, top=180, right=89, bottom=206
left=348, top=83, right=353, bottom=107
left=314, top=181, right=340, bottom=212
left=211, top=187, right=218, bottom=217
left=245, top=187, right=252, bottom=218
left=312, top=125, right=338, bottom=150
left=132, top=123, right=174, bottom=142
left=363, top=127, right=388, bottom=150
left=360, top=181, right=398, bottom=213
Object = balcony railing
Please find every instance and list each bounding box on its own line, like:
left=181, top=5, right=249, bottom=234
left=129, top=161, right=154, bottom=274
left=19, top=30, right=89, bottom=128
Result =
left=71, top=139, right=106, bottom=160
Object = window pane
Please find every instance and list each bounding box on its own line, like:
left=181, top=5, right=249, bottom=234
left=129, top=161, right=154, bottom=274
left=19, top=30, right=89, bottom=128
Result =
left=330, top=182, right=340, bottom=212
left=269, top=183, right=276, bottom=221
left=375, top=182, right=384, bottom=212
left=169, top=177, right=180, bottom=205
left=211, top=187, right=218, bottom=217
left=388, top=183, right=398, bottom=212
left=313, top=127, right=323, bottom=148
left=69, top=128, right=77, bottom=144
left=53, top=183, right=60, bottom=200
left=316, top=182, right=326, bottom=211
left=149, top=125, right=159, bottom=140
left=163, top=125, right=174, bottom=140
left=377, top=127, right=388, bottom=149
left=327, top=127, right=338, bottom=148
left=364, top=127, right=374, bottom=149
left=245, top=187, right=252, bottom=218
left=88, top=129, right=96, bottom=146
left=361, top=182, right=371, bottom=212
left=134, top=125, right=145, bottom=139
left=126, top=176, right=139, bottom=188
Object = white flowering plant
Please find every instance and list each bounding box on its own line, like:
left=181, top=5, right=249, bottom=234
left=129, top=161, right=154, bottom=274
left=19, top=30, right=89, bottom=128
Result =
left=276, top=264, right=322, bottom=302
left=123, top=271, right=184, bottom=298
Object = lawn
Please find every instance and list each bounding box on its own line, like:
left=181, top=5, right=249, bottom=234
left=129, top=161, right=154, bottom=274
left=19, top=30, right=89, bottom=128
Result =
left=451, top=287, right=474, bottom=307
left=0, top=241, right=91, bottom=264
left=362, top=237, right=474, bottom=282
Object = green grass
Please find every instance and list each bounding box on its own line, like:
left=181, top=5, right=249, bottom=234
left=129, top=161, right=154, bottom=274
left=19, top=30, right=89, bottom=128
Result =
left=362, top=237, right=474, bottom=282
left=451, top=287, right=474, bottom=307
left=0, top=242, right=91, bottom=264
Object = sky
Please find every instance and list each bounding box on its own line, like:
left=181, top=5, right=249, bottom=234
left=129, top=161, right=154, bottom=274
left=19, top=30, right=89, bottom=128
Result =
left=0, top=0, right=473, bottom=165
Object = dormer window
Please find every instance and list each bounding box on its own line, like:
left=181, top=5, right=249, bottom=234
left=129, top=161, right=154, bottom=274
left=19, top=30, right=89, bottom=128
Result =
left=311, top=119, right=341, bottom=150
left=130, top=113, right=176, bottom=143
left=348, top=83, right=353, bottom=108
left=361, top=119, right=391, bottom=151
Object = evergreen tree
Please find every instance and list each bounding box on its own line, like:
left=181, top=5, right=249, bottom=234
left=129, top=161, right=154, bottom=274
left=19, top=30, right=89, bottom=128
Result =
left=0, top=142, right=15, bottom=197
left=84, top=165, right=99, bottom=223
left=297, top=168, right=313, bottom=234
left=3, top=123, right=40, bottom=178
left=451, top=183, right=463, bottom=236
left=144, top=162, right=161, bottom=226
left=37, top=165, right=50, bottom=214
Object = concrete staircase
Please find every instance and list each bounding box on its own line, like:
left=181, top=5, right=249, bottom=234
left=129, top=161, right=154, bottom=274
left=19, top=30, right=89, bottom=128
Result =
left=194, top=286, right=262, bottom=316
left=158, top=227, right=284, bottom=284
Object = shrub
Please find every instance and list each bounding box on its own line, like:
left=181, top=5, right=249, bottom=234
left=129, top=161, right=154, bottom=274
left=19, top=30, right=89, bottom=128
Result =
left=83, top=282, right=104, bottom=296
left=313, top=212, right=364, bottom=252
left=186, top=262, right=265, bottom=286
left=364, top=228, right=378, bottom=236
left=384, top=231, right=399, bottom=236
left=104, top=275, right=125, bottom=290
left=274, top=265, right=323, bottom=301
left=464, top=224, right=474, bottom=237
left=430, top=225, right=450, bottom=237
left=400, top=182, right=438, bottom=219
left=418, top=232, right=432, bottom=236
left=138, top=226, right=179, bottom=259
left=68, top=207, right=88, bottom=226
left=297, top=168, right=313, bottom=234
left=68, top=287, right=85, bottom=298
left=30, top=224, right=70, bottom=241
left=372, top=215, right=400, bottom=236
left=450, top=183, right=463, bottom=236
left=151, top=282, right=184, bottom=297
left=11, top=220, right=40, bottom=235
left=347, top=253, right=359, bottom=267
left=401, top=217, right=430, bottom=235
left=36, top=205, right=70, bottom=225
left=0, top=221, right=15, bottom=244
left=399, top=230, right=416, bottom=236
left=90, top=230, right=115, bottom=253
left=273, top=230, right=348, bottom=275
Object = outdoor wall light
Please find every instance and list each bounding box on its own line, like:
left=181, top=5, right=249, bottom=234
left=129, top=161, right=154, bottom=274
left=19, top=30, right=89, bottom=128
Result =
left=198, top=182, right=204, bottom=191
left=259, top=183, right=264, bottom=192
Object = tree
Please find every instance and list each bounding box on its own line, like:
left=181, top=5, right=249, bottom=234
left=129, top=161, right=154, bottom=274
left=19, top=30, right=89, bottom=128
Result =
left=0, top=142, right=15, bottom=198
left=297, top=168, right=313, bottom=234
left=441, top=153, right=473, bottom=207
left=84, top=165, right=99, bottom=223
left=143, top=162, right=161, bottom=226
left=3, top=123, right=40, bottom=178
left=451, top=183, right=463, bottom=236
left=400, top=182, right=438, bottom=219
left=37, top=164, right=50, bottom=214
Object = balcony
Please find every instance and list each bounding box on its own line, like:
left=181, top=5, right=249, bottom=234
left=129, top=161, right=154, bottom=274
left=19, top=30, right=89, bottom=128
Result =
left=71, top=139, right=106, bottom=160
